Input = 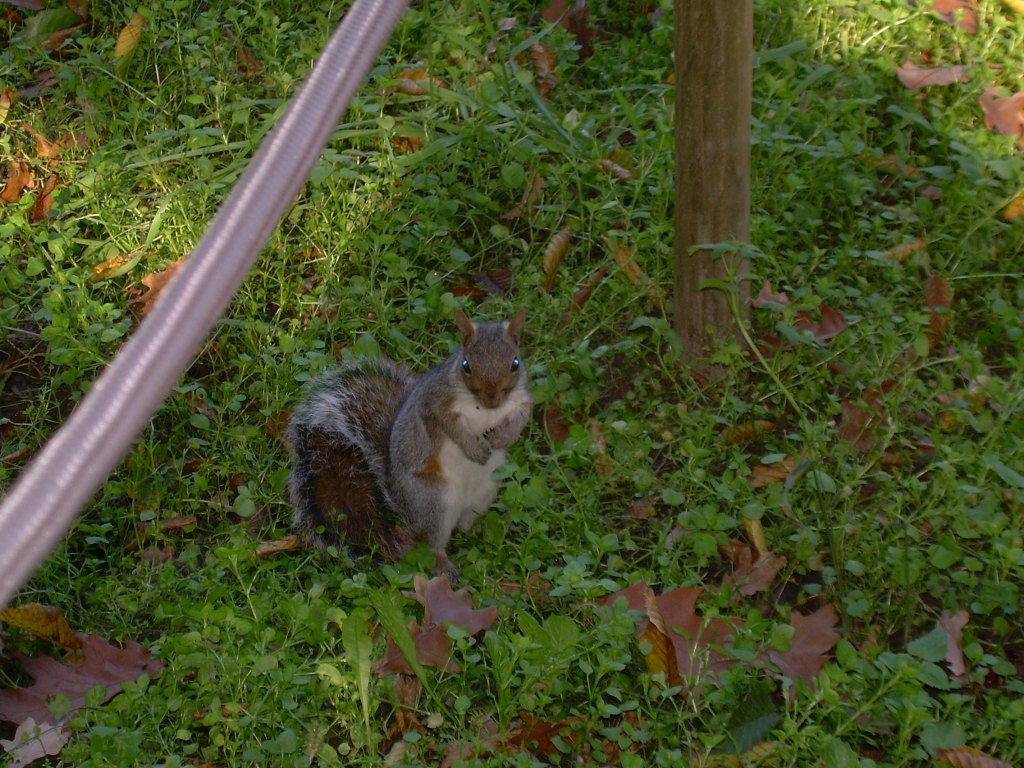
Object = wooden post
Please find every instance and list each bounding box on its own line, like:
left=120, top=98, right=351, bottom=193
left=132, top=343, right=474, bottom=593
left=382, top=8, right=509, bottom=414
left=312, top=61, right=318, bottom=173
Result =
left=673, top=0, right=753, bottom=360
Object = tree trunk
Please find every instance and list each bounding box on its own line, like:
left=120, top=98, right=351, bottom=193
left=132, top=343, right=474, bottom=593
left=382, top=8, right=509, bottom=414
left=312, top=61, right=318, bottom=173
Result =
left=673, top=0, right=753, bottom=360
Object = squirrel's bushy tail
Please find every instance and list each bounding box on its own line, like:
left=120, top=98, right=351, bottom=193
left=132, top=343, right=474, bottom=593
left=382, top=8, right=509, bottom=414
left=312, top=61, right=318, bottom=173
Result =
left=286, top=359, right=412, bottom=556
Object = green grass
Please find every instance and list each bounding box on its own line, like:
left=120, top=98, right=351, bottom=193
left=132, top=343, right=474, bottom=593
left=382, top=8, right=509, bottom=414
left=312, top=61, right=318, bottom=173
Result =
left=2, top=0, right=1023, bottom=765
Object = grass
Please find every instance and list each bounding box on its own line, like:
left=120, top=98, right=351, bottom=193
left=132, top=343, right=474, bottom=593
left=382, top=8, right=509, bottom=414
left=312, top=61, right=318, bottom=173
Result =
left=2, top=0, right=1023, bottom=765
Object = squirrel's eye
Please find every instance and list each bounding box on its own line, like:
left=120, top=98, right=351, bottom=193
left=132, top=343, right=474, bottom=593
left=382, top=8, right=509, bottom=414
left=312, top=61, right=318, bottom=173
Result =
left=461, top=358, right=471, bottom=374
left=510, top=357, right=520, bottom=372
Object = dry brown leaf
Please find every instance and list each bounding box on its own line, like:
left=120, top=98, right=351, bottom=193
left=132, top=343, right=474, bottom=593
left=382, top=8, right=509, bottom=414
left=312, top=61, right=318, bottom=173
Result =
left=1, top=162, right=34, bottom=204
left=1003, top=188, right=1024, bottom=221
left=528, top=42, right=558, bottom=99
left=935, top=746, right=1013, bottom=768
left=389, top=69, right=445, bottom=96
left=90, top=250, right=140, bottom=282
left=925, top=274, right=954, bottom=349
left=598, top=149, right=636, bottom=181
left=882, top=237, right=927, bottom=261
left=979, top=87, right=1024, bottom=149
left=0, top=633, right=162, bottom=724
left=609, top=242, right=667, bottom=308
left=0, top=604, right=82, bottom=654
left=837, top=391, right=888, bottom=452
left=542, top=226, right=571, bottom=292
left=748, top=457, right=795, bottom=489
left=860, top=152, right=923, bottom=177
left=718, top=420, right=774, bottom=445
left=223, top=27, right=263, bottom=77
left=29, top=174, right=57, bottom=222
left=501, top=172, right=544, bottom=220
left=255, top=535, right=304, bottom=558
left=113, top=13, right=145, bottom=60
left=571, top=267, right=607, bottom=311
left=896, top=61, right=971, bottom=89
left=158, top=515, right=197, bottom=531
left=390, top=135, right=423, bottom=154
left=543, top=402, right=571, bottom=444
left=130, top=257, right=187, bottom=315
left=0, top=88, right=13, bottom=124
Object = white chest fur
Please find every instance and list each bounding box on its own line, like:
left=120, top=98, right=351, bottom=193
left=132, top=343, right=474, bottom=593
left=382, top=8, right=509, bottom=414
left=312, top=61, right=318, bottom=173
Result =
left=439, top=386, right=530, bottom=532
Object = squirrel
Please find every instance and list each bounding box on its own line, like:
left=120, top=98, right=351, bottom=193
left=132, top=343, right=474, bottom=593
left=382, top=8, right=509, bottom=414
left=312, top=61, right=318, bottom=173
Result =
left=286, top=310, right=531, bottom=578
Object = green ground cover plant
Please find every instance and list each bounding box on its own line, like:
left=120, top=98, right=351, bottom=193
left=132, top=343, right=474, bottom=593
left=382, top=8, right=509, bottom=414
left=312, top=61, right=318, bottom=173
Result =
left=1, top=0, right=1022, bottom=765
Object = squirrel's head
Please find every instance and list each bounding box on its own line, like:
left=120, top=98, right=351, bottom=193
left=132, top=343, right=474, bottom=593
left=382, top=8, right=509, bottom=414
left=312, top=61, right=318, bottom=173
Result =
left=455, top=310, right=526, bottom=408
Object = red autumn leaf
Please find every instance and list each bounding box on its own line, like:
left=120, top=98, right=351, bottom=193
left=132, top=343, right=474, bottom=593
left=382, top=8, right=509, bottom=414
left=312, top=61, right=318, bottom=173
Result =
left=769, top=605, right=839, bottom=686
left=0, top=633, right=162, bottom=724
left=837, top=389, right=889, bottom=452
left=404, top=573, right=498, bottom=635
left=753, top=280, right=789, bottom=308
left=938, top=609, right=969, bottom=678
left=794, top=304, right=847, bottom=340
left=935, top=746, right=1013, bottom=768
left=926, top=0, right=978, bottom=33
left=570, top=267, right=607, bottom=312
left=896, top=61, right=971, bottom=89
left=748, top=456, right=796, bottom=489
left=978, top=87, right=1024, bottom=149
left=722, top=542, right=787, bottom=596
left=543, top=403, right=571, bottom=444
left=541, top=0, right=595, bottom=61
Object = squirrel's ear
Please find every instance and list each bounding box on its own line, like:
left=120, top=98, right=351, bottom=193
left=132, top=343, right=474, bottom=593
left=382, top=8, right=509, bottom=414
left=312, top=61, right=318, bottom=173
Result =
left=506, top=310, right=525, bottom=345
left=455, top=309, right=475, bottom=342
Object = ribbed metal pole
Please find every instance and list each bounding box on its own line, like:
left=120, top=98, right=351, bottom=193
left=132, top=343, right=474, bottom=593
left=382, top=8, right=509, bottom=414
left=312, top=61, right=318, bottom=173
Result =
left=0, top=0, right=410, bottom=607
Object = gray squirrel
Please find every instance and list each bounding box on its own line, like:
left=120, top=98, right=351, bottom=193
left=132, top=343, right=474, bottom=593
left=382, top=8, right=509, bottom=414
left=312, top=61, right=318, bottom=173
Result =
left=286, top=310, right=531, bottom=577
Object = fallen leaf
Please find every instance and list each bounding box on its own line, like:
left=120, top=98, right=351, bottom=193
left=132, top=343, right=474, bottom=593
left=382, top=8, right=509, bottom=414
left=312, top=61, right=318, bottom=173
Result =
left=719, top=420, right=774, bottom=445
left=609, top=242, right=667, bottom=308
left=0, top=718, right=71, bottom=768
left=90, top=250, right=142, bottom=282
left=0, top=604, right=81, bottom=654
left=598, top=149, right=636, bottom=181
left=113, top=13, right=145, bottom=66
left=501, top=172, right=543, bottom=220
left=978, top=87, right=1024, bottom=149
left=542, top=226, right=571, bottom=292
left=254, top=535, right=304, bottom=558
left=794, top=304, right=847, bottom=340
left=543, top=403, right=571, bottom=444
left=223, top=27, right=263, bottom=77
left=748, top=457, right=795, bottom=489
left=768, top=605, right=839, bottom=686
left=541, top=0, right=595, bottom=61
left=927, top=0, right=978, bottom=33
left=390, top=135, right=423, bottom=154
left=0, top=633, right=162, bottom=724
left=471, top=268, right=514, bottom=296
left=29, top=174, right=57, bottom=221
left=528, top=42, right=558, bottom=99
left=129, top=257, right=187, bottom=315
left=925, top=274, right=953, bottom=349
left=896, top=61, right=971, bottom=89
left=1, top=162, right=34, bottom=204
left=140, top=545, right=176, bottom=565
left=882, top=237, right=927, bottom=261
left=752, top=281, right=789, bottom=308
left=1003, top=188, right=1024, bottom=221
left=837, top=391, right=888, bottom=452
left=938, top=609, right=969, bottom=678
left=722, top=541, right=787, bottom=596
left=570, top=267, right=607, bottom=311
left=389, top=69, right=445, bottom=96
left=0, top=88, right=13, bottom=124
left=405, top=574, right=498, bottom=635
left=935, top=746, right=1013, bottom=768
